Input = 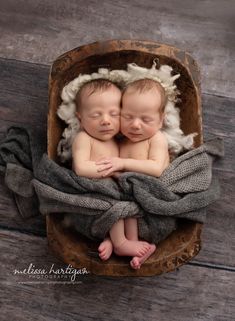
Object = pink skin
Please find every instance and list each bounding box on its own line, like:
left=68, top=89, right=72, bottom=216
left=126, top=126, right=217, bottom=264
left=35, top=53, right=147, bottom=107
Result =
left=113, top=239, right=151, bottom=257
left=98, top=238, right=113, bottom=261
left=95, top=89, right=163, bottom=267
left=76, top=84, right=122, bottom=259
left=98, top=237, right=156, bottom=269
left=121, top=89, right=161, bottom=267
left=76, top=85, right=121, bottom=142
left=120, top=88, right=164, bottom=142
left=84, top=87, right=162, bottom=267
left=95, top=88, right=165, bottom=177
left=130, top=244, right=156, bottom=270
left=98, top=219, right=154, bottom=263
left=109, top=219, right=151, bottom=257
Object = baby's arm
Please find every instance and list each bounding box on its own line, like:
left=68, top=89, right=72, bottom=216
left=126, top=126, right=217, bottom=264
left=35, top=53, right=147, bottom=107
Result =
left=72, top=131, right=110, bottom=178
left=122, top=132, right=169, bottom=177
left=97, top=132, right=169, bottom=177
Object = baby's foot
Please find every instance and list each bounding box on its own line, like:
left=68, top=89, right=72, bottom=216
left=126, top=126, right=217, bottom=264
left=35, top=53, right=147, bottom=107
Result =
left=98, top=238, right=113, bottom=261
left=114, top=240, right=151, bottom=257
left=130, top=244, right=156, bottom=270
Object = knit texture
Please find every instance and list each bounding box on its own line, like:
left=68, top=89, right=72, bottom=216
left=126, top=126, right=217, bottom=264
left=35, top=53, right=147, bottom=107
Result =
left=0, top=126, right=224, bottom=243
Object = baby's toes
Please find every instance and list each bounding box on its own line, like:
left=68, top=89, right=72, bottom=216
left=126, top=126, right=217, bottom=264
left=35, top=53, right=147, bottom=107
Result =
left=130, top=257, right=141, bottom=270
left=140, top=243, right=151, bottom=255
left=98, top=244, right=104, bottom=252
left=99, top=252, right=106, bottom=260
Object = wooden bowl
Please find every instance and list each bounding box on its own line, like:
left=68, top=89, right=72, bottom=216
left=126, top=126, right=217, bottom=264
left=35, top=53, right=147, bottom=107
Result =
left=47, top=40, right=203, bottom=276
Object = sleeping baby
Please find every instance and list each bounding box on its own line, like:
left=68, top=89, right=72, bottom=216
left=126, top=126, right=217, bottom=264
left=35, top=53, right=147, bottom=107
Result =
left=72, top=77, right=170, bottom=269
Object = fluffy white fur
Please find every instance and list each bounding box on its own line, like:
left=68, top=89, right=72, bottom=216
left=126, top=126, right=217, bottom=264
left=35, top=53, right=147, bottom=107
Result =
left=57, top=62, right=196, bottom=162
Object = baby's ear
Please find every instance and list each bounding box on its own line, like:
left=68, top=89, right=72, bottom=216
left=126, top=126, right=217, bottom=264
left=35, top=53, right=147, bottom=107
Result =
left=76, top=111, right=81, bottom=120
left=160, top=112, right=165, bottom=128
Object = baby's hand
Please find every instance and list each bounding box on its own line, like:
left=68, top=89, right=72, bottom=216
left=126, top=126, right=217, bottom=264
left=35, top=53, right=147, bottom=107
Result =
left=96, top=157, right=124, bottom=177
left=112, top=171, right=122, bottom=179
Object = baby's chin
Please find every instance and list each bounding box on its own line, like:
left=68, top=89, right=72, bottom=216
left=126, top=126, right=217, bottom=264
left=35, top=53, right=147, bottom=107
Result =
left=126, top=134, right=151, bottom=142
left=86, top=130, right=119, bottom=141
left=95, top=134, right=117, bottom=141
left=121, top=129, right=158, bottom=142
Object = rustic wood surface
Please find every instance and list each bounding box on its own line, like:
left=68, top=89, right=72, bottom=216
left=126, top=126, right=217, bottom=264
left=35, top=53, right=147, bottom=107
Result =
left=47, top=40, right=204, bottom=276
left=1, top=230, right=234, bottom=321
left=0, top=1, right=235, bottom=320
left=1, top=0, right=235, bottom=98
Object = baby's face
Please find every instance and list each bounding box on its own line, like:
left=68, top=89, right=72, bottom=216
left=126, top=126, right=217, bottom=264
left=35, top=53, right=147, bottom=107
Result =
left=121, top=88, right=164, bottom=142
left=77, top=85, right=121, bottom=141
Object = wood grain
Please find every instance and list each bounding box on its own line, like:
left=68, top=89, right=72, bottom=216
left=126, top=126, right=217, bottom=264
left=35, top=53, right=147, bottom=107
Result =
left=196, top=170, right=235, bottom=268
left=0, top=58, right=48, bottom=126
left=1, top=0, right=234, bottom=98
left=0, top=58, right=234, bottom=269
left=0, top=0, right=234, bottom=316
left=1, top=170, right=234, bottom=268
left=0, top=229, right=234, bottom=321
left=47, top=40, right=204, bottom=276
left=202, top=94, right=235, bottom=172
left=0, top=176, right=46, bottom=236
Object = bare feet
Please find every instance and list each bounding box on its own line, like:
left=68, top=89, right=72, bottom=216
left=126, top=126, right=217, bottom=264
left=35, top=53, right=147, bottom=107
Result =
left=130, top=244, right=156, bottom=270
left=114, top=239, right=151, bottom=257
left=98, top=238, right=113, bottom=261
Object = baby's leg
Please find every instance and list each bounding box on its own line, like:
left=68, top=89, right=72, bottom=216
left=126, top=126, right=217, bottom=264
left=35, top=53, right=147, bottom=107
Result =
left=124, top=217, right=138, bottom=241
left=125, top=217, right=156, bottom=269
left=130, top=244, right=156, bottom=270
left=98, top=237, right=113, bottom=261
left=110, top=219, right=151, bottom=257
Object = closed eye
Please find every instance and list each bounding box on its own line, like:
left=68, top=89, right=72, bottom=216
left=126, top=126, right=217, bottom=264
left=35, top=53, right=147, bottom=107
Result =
left=122, top=114, right=133, bottom=120
left=142, top=117, right=153, bottom=123
left=110, top=111, right=120, bottom=117
left=90, top=113, right=101, bottom=118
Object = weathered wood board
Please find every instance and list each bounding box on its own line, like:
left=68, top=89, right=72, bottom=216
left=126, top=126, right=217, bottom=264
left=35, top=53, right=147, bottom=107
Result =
left=0, top=59, right=234, bottom=270
left=0, top=0, right=235, bottom=315
left=1, top=230, right=234, bottom=321
left=1, top=0, right=235, bottom=98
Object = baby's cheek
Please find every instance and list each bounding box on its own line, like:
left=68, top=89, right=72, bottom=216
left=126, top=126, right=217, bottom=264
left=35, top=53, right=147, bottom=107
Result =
left=120, top=121, right=125, bottom=131
left=147, top=126, right=158, bottom=136
left=121, top=126, right=128, bottom=136
left=114, top=119, right=121, bottom=131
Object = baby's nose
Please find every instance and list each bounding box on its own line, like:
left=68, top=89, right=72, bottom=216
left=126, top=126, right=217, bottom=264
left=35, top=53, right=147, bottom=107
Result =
left=101, top=115, right=111, bottom=125
left=131, top=119, right=141, bottom=129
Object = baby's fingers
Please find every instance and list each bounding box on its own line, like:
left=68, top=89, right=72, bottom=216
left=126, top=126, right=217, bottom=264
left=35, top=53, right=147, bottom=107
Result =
left=112, top=171, right=122, bottom=179
left=95, top=159, right=110, bottom=165
left=101, top=168, right=115, bottom=177
left=97, top=163, right=113, bottom=172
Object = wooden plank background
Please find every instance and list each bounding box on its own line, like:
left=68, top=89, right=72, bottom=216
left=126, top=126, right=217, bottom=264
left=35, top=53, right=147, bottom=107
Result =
left=0, top=1, right=234, bottom=320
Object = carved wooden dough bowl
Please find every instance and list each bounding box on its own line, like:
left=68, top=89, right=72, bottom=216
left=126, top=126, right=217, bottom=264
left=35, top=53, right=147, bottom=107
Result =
left=47, top=40, right=203, bottom=276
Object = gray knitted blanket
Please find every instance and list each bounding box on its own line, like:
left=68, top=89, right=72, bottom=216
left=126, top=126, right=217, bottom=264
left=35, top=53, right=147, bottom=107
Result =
left=0, top=126, right=224, bottom=243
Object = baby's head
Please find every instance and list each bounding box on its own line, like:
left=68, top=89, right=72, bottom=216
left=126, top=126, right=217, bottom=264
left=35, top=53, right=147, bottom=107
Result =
left=75, top=79, right=121, bottom=141
left=121, top=78, right=167, bottom=142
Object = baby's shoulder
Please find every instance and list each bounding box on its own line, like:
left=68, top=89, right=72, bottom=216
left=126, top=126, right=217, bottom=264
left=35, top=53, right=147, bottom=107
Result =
left=149, top=131, right=168, bottom=146
left=75, top=130, right=91, bottom=139
left=73, top=130, right=92, bottom=146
